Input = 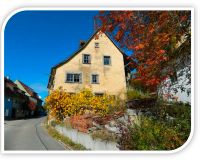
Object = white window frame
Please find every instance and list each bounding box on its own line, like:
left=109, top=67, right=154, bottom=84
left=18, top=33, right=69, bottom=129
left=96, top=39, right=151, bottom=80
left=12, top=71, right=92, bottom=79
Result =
left=83, top=54, right=91, bottom=64
left=66, top=73, right=82, bottom=83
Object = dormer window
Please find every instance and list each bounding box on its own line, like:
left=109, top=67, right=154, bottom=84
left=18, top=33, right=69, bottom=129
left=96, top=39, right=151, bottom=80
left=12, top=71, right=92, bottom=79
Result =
left=95, top=42, right=99, bottom=48
left=83, top=54, right=91, bottom=64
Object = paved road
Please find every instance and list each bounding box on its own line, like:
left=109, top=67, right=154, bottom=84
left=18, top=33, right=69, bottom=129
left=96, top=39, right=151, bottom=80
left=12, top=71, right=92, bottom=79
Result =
left=4, top=117, right=67, bottom=151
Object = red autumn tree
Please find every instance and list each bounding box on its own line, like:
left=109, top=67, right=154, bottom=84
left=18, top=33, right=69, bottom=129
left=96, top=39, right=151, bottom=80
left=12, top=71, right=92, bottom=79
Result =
left=95, top=11, right=191, bottom=94
left=28, top=101, right=36, bottom=111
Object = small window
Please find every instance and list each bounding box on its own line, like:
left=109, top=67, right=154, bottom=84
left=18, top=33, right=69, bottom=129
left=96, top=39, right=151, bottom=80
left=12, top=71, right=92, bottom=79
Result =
left=95, top=42, right=99, bottom=48
left=74, top=74, right=80, bottom=82
left=91, top=74, right=99, bottom=84
left=66, top=73, right=81, bottom=83
left=95, top=93, right=104, bottom=96
left=83, top=54, right=91, bottom=64
left=66, top=74, right=73, bottom=82
left=104, top=56, right=111, bottom=65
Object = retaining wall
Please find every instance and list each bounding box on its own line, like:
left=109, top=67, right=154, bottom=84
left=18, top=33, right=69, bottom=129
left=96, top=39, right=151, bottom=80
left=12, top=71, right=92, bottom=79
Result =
left=55, top=125, right=119, bottom=150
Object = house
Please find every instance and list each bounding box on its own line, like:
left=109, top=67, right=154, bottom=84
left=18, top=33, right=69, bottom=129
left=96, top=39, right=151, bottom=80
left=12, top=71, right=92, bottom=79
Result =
left=4, top=77, right=28, bottom=119
left=15, top=80, right=43, bottom=116
left=47, top=30, right=132, bottom=99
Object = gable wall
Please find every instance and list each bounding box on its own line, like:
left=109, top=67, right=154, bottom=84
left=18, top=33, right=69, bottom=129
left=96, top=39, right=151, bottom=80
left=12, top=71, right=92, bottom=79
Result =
left=52, top=33, right=127, bottom=99
left=15, top=80, right=30, bottom=97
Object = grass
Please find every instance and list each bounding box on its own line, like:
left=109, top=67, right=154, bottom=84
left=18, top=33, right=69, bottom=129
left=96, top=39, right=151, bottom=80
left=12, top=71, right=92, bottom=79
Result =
left=127, top=89, right=150, bottom=100
left=46, top=125, right=87, bottom=150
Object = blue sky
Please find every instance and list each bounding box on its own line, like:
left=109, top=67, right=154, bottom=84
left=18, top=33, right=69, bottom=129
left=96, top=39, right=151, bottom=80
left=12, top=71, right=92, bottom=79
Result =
left=4, top=11, right=99, bottom=100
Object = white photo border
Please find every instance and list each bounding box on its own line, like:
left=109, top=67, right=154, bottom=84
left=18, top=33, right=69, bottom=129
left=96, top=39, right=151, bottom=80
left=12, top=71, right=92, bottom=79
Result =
left=1, top=7, right=194, bottom=154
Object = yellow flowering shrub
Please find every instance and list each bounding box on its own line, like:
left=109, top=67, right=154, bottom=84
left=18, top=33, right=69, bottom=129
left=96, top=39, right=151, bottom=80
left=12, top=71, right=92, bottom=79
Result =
left=45, top=88, right=118, bottom=121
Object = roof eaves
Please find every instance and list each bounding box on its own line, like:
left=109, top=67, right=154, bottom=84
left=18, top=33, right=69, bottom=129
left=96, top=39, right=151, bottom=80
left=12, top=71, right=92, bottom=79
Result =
left=53, top=30, right=100, bottom=69
left=103, top=32, right=128, bottom=59
left=18, top=80, right=39, bottom=97
left=47, top=29, right=129, bottom=89
left=47, top=30, right=101, bottom=89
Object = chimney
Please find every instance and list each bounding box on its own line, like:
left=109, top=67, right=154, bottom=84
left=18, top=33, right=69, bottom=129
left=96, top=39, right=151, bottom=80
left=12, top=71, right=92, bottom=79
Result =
left=80, top=40, right=86, bottom=47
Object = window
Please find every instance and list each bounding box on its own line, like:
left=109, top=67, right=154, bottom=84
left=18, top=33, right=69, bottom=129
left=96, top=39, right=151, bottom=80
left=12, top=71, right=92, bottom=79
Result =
left=83, top=54, right=91, bottom=64
left=95, top=93, right=104, bottom=96
left=66, top=74, right=73, bottom=82
left=104, top=56, right=111, bottom=65
left=91, top=74, right=99, bottom=84
left=74, top=74, right=80, bottom=82
left=95, top=42, right=99, bottom=48
left=66, top=73, right=81, bottom=83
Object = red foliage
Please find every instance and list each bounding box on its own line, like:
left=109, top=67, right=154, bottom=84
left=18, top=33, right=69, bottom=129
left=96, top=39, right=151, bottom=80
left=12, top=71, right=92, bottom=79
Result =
left=95, top=11, right=191, bottom=91
left=70, top=115, right=93, bottom=133
left=28, top=101, right=36, bottom=111
left=70, top=112, right=125, bottom=133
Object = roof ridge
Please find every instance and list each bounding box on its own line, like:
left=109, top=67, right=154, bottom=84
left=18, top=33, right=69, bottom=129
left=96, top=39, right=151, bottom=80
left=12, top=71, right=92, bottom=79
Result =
left=47, top=29, right=128, bottom=89
left=53, top=29, right=100, bottom=69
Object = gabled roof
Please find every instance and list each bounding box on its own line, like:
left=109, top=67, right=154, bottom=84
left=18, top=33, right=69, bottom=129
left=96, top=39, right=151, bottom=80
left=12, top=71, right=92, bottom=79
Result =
left=17, top=80, right=41, bottom=100
left=47, top=30, right=130, bottom=89
left=4, top=77, right=17, bottom=87
left=4, top=77, right=26, bottom=98
left=54, top=30, right=128, bottom=69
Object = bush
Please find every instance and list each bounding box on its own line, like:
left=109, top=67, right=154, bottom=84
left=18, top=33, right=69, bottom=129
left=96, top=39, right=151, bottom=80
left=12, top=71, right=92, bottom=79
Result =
left=127, top=89, right=150, bottom=100
left=45, top=88, right=120, bottom=121
left=50, top=120, right=58, bottom=127
left=118, top=100, right=191, bottom=150
left=118, top=115, right=190, bottom=150
left=130, top=79, right=149, bottom=93
left=165, top=102, right=191, bottom=141
left=152, top=101, right=191, bottom=139
left=109, top=95, right=126, bottom=114
left=70, top=115, right=93, bottom=133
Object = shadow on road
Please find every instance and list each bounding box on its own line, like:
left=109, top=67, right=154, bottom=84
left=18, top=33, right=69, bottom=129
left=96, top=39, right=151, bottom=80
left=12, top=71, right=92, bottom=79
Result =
left=5, top=115, right=47, bottom=121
